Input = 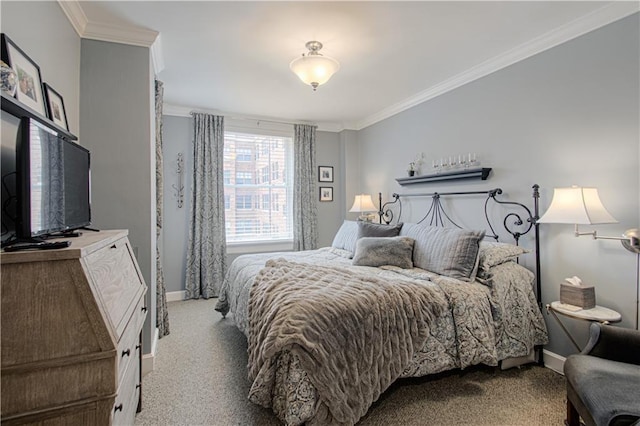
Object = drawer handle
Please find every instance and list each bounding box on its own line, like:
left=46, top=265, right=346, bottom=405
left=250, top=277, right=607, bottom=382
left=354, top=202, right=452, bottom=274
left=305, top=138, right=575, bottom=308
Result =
left=110, top=244, right=117, bottom=249
left=136, top=384, right=141, bottom=390
left=121, top=349, right=131, bottom=358
left=114, top=404, right=123, bottom=413
left=136, top=344, right=142, bottom=351
left=141, top=306, right=148, bottom=313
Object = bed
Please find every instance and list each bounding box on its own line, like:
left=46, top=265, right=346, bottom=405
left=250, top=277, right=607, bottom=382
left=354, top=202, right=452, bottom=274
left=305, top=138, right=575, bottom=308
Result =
left=215, top=186, right=548, bottom=425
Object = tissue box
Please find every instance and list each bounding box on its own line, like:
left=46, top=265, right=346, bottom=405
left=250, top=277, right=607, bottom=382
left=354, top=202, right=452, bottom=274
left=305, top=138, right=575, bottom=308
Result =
left=560, top=282, right=596, bottom=309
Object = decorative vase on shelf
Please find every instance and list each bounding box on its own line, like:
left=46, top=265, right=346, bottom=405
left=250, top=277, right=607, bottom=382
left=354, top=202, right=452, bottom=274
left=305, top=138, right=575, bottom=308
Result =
left=408, top=170, right=415, bottom=177
left=1, top=61, right=17, bottom=97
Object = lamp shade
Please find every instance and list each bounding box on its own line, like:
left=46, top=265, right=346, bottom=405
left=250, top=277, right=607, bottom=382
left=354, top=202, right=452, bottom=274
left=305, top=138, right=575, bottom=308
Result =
left=290, top=55, right=339, bottom=88
left=349, top=194, right=377, bottom=213
left=537, top=187, right=618, bottom=224
left=290, top=41, right=340, bottom=90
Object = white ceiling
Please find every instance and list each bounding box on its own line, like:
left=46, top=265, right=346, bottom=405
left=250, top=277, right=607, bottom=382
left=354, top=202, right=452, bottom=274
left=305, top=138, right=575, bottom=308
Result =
left=66, top=1, right=638, bottom=131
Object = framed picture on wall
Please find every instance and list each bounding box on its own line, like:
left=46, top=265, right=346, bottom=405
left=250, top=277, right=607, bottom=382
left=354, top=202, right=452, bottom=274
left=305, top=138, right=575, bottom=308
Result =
left=319, top=187, right=333, bottom=202
left=318, top=166, right=334, bottom=182
left=1, top=34, right=46, bottom=117
left=43, top=83, right=69, bottom=131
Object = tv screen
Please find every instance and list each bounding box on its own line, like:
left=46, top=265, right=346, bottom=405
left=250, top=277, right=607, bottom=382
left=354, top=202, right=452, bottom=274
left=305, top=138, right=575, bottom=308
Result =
left=16, top=117, right=91, bottom=239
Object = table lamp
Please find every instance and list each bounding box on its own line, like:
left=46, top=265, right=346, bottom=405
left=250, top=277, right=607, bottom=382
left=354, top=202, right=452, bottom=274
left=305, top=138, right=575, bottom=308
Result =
left=349, top=194, right=377, bottom=222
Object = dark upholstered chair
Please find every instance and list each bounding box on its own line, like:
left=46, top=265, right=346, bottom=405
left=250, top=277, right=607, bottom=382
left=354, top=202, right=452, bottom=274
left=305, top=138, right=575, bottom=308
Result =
left=564, top=323, right=640, bottom=426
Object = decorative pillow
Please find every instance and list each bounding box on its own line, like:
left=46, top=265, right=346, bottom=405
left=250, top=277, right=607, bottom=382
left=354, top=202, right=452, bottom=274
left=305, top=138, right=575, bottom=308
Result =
left=399, top=223, right=484, bottom=281
left=331, top=220, right=359, bottom=256
left=357, top=221, right=403, bottom=238
left=478, top=241, right=529, bottom=276
left=352, top=237, right=414, bottom=269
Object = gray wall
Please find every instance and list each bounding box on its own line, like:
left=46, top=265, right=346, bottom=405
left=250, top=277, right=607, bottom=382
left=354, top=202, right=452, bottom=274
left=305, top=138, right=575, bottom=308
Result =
left=162, top=115, right=192, bottom=294
left=315, top=130, right=343, bottom=247
left=350, top=14, right=639, bottom=358
left=80, top=40, right=156, bottom=352
left=1, top=2, right=80, bottom=237
left=160, top=116, right=343, bottom=293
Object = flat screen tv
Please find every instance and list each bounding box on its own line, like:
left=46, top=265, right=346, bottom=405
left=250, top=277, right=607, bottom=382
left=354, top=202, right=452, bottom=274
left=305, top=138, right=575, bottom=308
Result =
left=16, top=117, right=91, bottom=239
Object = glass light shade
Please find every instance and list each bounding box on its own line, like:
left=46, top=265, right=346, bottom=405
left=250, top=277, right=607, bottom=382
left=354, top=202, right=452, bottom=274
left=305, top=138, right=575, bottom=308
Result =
left=349, top=194, right=377, bottom=213
left=290, top=55, right=340, bottom=88
left=537, top=187, right=618, bottom=224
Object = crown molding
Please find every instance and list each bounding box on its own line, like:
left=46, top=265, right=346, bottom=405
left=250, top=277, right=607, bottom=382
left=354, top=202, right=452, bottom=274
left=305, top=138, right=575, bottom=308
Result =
left=163, top=103, right=344, bottom=133
left=355, top=2, right=640, bottom=130
left=151, top=34, right=165, bottom=75
left=57, top=0, right=163, bottom=74
left=82, top=21, right=159, bottom=48
left=162, top=104, right=192, bottom=117
left=57, top=0, right=88, bottom=37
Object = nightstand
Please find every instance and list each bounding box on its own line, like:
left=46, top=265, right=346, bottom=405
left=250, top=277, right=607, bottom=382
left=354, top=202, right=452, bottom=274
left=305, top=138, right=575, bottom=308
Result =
left=546, top=301, right=622, bottom=351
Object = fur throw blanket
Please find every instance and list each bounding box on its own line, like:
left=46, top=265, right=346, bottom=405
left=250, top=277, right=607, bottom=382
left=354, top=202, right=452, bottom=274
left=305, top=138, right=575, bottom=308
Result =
left=247, top=259, right=446, bottom=425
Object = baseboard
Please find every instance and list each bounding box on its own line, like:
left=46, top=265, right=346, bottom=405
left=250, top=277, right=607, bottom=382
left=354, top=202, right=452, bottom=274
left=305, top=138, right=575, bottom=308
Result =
left=142, top=327, right=159, bottom=377
left=166, top=290, right=186, bottom=302
left=543, top=349, right=566, bottom=375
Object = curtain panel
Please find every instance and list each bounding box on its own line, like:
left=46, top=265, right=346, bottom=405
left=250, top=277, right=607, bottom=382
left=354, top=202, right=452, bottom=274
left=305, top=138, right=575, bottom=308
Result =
left=185, top=113, right=227, bottom=299
left=293, top=124, right=318, bottom=251
left=155, top=80, right=169, bottom=337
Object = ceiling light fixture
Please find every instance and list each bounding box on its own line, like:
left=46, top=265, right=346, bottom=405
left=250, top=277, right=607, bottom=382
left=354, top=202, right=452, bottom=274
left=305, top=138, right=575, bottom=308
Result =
left=290, top=41, right=340, bottom=91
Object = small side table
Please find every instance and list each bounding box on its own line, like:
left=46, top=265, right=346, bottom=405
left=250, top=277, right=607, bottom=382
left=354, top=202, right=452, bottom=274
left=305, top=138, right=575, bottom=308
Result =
left=546, top=301, right=622, bottom=351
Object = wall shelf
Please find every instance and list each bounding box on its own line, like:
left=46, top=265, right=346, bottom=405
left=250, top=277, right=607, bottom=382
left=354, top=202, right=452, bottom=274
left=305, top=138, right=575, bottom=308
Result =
left=396, top=167, right=492, bottom=186
left=1, top=92, right=77, bottom=141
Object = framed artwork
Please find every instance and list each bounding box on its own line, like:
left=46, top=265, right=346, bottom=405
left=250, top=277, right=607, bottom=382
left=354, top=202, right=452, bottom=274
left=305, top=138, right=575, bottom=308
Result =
left=318, top=166, right=334, bottom=182
left=319, top=186, right=333, bottom=202
left=43, top=83, right=69, bottom=130
left=1, top=34, right=46, bottom=117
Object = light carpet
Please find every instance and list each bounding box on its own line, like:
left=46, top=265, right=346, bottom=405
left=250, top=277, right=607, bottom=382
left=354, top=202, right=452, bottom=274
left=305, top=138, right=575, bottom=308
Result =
left=135, top=299, right=566, bottom=426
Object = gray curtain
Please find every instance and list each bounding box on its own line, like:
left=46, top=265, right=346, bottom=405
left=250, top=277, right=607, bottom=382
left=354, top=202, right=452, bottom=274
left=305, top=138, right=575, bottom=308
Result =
left=185, top=113, right=227, bottom=299
left=293, top=124, right=318, bottom=251
left=155, top=80, right=169, bottom=337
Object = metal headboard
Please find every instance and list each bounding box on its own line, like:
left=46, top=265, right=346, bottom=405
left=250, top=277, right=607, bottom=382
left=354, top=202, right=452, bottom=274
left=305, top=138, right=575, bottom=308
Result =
left=377, top=184, right=542, bottom=301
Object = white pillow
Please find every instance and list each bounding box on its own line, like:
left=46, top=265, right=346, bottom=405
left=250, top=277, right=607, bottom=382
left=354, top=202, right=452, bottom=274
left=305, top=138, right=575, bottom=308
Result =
left=331, top=220, right=359, bottom=257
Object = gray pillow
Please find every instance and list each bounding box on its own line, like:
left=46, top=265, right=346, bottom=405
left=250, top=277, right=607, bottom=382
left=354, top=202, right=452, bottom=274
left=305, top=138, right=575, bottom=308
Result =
left=399, top=223, right=484, bottom=281
left=357, top=221, right=403, bottom=238
left=331, top=220, right=359, bottom=256
left=352, top=237, right=414, bottom=269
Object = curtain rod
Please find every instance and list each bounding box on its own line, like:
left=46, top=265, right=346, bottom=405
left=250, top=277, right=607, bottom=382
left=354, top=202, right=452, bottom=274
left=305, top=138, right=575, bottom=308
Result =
left=190, top=110, right=316, bottom=128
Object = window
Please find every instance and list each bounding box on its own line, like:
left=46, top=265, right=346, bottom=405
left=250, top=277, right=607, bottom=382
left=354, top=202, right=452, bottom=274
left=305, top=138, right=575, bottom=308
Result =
left=261, top=194, right=270, bottom=210
left=236, top=220, right=257, bottom=235
left=236, top=171, right=252, bottom=185
left=236, top=148, right=252, bottom=162
left=235, top=194, right=252, bottom=209
left=224, top=130, right=293, bottom=243
left=224, top=194, right=230, bottom=210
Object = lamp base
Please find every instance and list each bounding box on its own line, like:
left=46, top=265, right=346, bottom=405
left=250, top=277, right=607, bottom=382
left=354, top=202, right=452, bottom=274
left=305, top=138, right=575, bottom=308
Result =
left=358, top=213, right=377, bottom=222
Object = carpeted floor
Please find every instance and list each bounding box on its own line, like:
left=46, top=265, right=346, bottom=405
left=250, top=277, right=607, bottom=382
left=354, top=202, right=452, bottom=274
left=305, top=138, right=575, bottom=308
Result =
left=135, top=299, right=567, bottom=426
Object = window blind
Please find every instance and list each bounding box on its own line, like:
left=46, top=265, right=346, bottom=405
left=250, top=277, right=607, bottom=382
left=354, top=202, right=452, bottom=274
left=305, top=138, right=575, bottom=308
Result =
left=223, top=131, right=293, bottom=243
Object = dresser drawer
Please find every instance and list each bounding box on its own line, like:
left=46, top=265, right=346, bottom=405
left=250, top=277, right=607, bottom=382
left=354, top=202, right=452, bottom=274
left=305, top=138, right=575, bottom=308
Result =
left=112, top=351, right=140, bottom=426
left=116, top=297, right=144, bottom=386
left=85, top=238, right=145, bottom=338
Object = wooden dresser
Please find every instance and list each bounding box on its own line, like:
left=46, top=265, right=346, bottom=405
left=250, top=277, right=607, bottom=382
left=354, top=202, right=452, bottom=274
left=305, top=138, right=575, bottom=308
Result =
left=1, top=230, right=147, bottom=425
